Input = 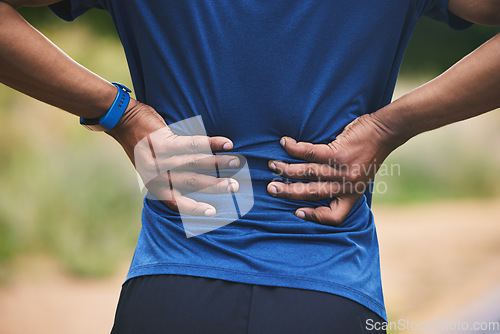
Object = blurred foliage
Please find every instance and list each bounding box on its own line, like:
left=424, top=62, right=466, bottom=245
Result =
left=18, top=6, right=500, bottom=77
left=19, top=5, right=116, bottom=37
left=401, top=17, right=499, bottom=76
left=0, top=93, right=142, bottom=278
left=0, top=13, right=138, bottom=279
left=0, top=6, right=499, bottom=278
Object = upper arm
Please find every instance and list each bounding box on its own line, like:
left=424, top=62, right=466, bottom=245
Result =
left=448, top=0, right=500, bottom=25
left=0, top=0, right=62, bottom=9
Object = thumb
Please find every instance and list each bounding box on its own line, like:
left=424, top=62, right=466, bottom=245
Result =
left=295, top=195, right=361, bottom=226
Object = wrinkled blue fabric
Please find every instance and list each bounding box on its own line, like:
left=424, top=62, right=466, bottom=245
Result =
left=51, top=0, right=470, bottom=320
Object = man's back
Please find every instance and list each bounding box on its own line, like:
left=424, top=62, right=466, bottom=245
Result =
left=51, top=0, right=471, bottom=321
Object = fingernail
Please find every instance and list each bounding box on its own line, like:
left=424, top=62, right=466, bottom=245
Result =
left=229, top=158, right=239, bottom=168
left=269, top=161, right=276, bottom=170
left=280, top=137, right=286, bottom=147
left=228, top=179, right=239, bottom=192
left=296, top=210, right=306, bottom=219
left=204, top=208, right=216, bottom=216
left=268, top=184, right=278, bottom=195
left=223, top=142, right=232, bottom=150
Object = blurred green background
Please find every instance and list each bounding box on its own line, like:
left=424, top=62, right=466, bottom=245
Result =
left=0, top=7, right=499, bottom=278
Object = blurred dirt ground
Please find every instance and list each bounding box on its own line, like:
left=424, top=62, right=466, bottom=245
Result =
left=0, top=198, right=499, bottom=334
left=375, top=199, right=500, bottom=333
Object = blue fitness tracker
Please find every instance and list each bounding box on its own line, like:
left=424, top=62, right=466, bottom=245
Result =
left=80, top=82, right=132, bottom=131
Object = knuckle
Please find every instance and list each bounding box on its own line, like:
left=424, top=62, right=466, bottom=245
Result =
left=310, top=210, right=320, bottom=222
left=281, top=187, right=291, bottom=199
left=275, top=164, right=286, bottom=176
left=184, top=175, right=199, bottom=190
left=308, top=189, right=321, bottom=200
left=323, top=215, right=341, bottom=226
left=164, top=199, right=178, bottom=212
left=218, top=156, right=230, bottom=168
left=326, top=143, right=339, bottom=158
left=303, top=149, right=316, bottom=161
left=210, top=178, right=224, bottom=191
left=327, top=144, right=345, bottom=163
left=189, top=139, right=200, bottom=153
left=217, top=180, right=229, bottom=192
left=344, top=172, right=356, bottom=184
left=305, top=165, right=316, bottom=177
left=186, top=157, right=200, bottom=169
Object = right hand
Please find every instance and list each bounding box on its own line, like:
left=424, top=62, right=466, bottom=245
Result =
left=106, top=99, right=239, bottom=217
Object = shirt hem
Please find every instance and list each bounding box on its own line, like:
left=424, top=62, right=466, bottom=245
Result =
left=126, top=262, right=387, bottom=321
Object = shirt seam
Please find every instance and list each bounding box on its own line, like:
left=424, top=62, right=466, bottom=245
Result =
left=245, top=285, right=256, bottom=334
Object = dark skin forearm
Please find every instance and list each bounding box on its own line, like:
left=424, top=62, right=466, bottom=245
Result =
left=0, top=1, right=116, bottom=118
left=375, top=33, right=500, bottom=149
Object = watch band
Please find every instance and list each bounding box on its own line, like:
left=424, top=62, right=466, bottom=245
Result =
left=80, top=82, right=132, bottom=131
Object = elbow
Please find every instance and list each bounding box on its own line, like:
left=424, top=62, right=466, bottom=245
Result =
left=0, top=2, right=10, bottom=18
left=0, top=1, right=26, bottom=10
left=491, top=15, right=500, bottom=27
left=477, top=4, right=500, bottom=26
left=0, top=2, right=17, bottom=14
left=449, top=1, right=500, bottom=26
left=481, top=12, right=500, bottom=26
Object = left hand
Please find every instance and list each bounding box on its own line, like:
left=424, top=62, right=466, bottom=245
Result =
left=267, top=113, right=398, bottom=226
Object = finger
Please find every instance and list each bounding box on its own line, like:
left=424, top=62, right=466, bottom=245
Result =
left=148, top=182, right=217, bottom=217
left=148, top=128, right=233, bottom=156
left=148, top=172, right=239, bottom=194
left=269, top=160, right=345, bottom=181
left=280, top=137, right=336, bottom=164
left=160, top=154, right=240, bottom=172
left=209, top=136, right=234, bottom=152
left=155, top=134, right=211, bottom=155
left=165, top=192, right=217, bottom=217
left=171, top=196, right=216, bottom=216
left=165, top=135, right=233, bottom=154
left=267, top=181, right=342, bottom=200
left=171, top=172, right=239, bottom=194
left=294, top=195, right=361, bottom=226
left=135, top=147, right=240, bottom=185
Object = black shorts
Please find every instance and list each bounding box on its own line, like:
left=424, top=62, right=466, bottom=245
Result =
left=111, top=274, right=386, bottom=334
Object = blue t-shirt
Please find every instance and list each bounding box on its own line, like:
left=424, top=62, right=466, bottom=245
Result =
left=51, top=0, right=469, bottom=320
